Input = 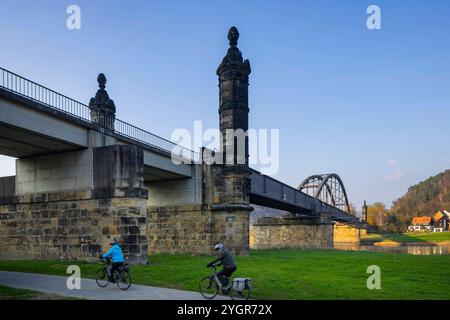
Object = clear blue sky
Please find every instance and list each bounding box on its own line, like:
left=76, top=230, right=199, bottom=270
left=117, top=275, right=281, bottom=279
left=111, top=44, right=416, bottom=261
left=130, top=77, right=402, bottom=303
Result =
left=1, top=0, right=449, bottom=210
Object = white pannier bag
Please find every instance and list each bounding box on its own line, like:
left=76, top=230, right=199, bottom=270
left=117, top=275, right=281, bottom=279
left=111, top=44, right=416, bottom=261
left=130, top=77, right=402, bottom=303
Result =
left=232, top=278, right=251, bottom=292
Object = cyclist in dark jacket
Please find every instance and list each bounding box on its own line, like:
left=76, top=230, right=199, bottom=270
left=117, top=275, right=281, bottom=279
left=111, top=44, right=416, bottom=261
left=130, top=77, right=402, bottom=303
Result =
left=206, top=243, right=237, bottom=290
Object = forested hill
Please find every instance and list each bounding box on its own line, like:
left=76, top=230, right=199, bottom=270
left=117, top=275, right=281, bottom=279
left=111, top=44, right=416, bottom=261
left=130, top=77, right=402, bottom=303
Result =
left=391, top=169, right=450, bottom=221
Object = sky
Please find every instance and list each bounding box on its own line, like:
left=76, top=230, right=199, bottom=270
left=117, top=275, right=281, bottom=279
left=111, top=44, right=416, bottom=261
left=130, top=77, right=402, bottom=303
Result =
left=0, top=0, right=449, bottom=211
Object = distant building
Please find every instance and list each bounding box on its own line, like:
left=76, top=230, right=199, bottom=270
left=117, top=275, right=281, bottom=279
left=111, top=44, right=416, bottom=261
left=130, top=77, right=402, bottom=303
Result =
left=408, top=216, right=433, bottom=232
left=407, top=211, right=450, bottom=232
left=432, top=210, right=450, bottom=232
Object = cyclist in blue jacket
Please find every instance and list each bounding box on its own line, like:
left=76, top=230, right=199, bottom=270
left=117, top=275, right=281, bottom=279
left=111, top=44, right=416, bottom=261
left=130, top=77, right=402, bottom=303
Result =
left=101, top=239, right=124, bottom=282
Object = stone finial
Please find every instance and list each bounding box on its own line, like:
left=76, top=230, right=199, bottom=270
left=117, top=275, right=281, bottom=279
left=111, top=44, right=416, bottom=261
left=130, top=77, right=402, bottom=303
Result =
left=228, top=26, right=239, bottom=47
left=216, top=26, right=250, bottom=76
left=97, top=73, right=106, bottom=89
left=89, top=73, right=115, bottom=112
left=89, top=72, right=116, bottom=129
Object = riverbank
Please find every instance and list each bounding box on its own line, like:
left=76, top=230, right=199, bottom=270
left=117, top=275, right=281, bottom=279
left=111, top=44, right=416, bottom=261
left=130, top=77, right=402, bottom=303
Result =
left=0, top=249, right=449, bottom=299
left=361, top=231, right=450, bottom=246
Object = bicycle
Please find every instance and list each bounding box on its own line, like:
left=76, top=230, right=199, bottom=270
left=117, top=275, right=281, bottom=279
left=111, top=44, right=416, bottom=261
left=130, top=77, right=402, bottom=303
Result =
left=199, top=264, right=251, bottom=300
left=95, top=257, right=132, bottom=290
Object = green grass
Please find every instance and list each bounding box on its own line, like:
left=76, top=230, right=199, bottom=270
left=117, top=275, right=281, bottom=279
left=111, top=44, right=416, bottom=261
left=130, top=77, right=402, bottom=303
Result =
left=0, top=285, right=43, bottom=300
left=362, top=232, right=450, bottom=243
left=0, top=249, right=449, bottom=300
left=0, top=284, right=80, bottom=300
left=361, top=233, right=384, bottom=240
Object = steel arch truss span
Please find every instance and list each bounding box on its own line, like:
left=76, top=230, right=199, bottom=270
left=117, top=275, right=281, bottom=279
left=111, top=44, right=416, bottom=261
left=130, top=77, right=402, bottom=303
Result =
left=298, top=174, right=351, bottom=213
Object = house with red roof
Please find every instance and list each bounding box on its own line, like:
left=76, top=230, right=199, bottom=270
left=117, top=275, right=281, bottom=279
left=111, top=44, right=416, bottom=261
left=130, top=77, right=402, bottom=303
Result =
left=407, top=210, right=450, bottom=232
left=432, top=210, right=450, bottom=232
left=407, top=216, right=433, bottom=232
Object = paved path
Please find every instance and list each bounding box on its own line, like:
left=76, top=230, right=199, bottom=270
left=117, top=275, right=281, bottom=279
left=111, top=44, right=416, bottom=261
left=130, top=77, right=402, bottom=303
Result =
left=0, top=271, right=228, bottom=300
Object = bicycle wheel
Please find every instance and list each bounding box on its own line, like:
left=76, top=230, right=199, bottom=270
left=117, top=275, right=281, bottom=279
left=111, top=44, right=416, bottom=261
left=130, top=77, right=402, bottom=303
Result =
left=115, top=271, right=132, bottom=291
left=95, top=267, right=109, bottom=288
left=199, top=276, right=218, bottom=299
left=229, top=284, right=251, bottom=300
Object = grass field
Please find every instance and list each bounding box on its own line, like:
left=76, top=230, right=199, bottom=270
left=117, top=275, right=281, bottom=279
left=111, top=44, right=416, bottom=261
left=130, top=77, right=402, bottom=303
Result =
left=0, top=285, right=44, bottom=300
left=0, top=249, right=449, bottom=300
left=0, top=284, right=79, bottom=300
left=362, top=232, right=450, bottom=243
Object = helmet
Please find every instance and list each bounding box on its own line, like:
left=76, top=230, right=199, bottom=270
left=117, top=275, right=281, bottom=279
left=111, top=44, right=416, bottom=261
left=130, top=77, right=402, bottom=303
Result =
left=214, top=243, right=224, bottom=251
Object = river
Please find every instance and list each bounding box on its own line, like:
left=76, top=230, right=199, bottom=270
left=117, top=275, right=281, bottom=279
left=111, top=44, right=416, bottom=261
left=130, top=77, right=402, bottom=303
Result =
left=334, top=244, right=450, bottom=255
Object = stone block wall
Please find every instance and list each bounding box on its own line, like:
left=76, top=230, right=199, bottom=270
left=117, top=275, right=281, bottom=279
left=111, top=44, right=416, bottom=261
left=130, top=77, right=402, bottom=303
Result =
left=250, top=217, right=334, bottom=250
left=147, top=204, right=213, bottom=255
left=360, top=227, right=367, bottom=238
left=147, top=204, right=249, bottom=255
left=333, top=222, right=362, bottom=244
left=211, top=208, right=250, bottom=255
left=0, top=190, right=148, bottom=263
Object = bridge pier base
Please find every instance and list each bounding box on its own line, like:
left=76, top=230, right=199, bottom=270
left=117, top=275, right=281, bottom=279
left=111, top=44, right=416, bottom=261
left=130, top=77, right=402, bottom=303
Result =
left=0, top=190, right=149, bottom=264
left=333, top=222, right=364, bottom=245
left=250, top=216, right=364, bottom=250
left=250, top=216, right=334, bottom=250
left=147, top=204, right=250, bottom=256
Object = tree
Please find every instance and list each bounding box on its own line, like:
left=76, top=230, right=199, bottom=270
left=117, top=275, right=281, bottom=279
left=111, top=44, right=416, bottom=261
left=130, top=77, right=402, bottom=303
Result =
left=367, top=202, right=388, bottom=230
left=386, top=213, right=401, bottom=233
left=390, top=169, right=450, bottom=232
left=348, top=202, right=357, bottom=216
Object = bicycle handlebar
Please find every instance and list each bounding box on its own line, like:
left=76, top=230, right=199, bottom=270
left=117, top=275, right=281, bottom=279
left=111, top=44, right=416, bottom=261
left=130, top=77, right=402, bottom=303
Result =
left=99, top=256, right=111, bottom=263
left=209, top=264, right=220, bottom=271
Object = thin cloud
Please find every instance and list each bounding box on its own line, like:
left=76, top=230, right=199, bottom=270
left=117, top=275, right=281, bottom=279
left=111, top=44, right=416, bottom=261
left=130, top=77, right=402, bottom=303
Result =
left=386, top=159, right=396, bottom=166
left=385, top=160, right=403, bottom=181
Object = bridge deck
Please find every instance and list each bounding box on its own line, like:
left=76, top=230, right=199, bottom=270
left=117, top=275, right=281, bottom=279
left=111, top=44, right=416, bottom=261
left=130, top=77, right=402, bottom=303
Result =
left=0, top=87, right=89, bottom=157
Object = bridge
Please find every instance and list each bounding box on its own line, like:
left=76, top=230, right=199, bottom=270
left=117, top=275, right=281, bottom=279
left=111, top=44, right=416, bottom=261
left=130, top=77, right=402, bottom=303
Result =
left=0, top=27, right=360, bottom=263
left=0, top=67, right=356, bottom=223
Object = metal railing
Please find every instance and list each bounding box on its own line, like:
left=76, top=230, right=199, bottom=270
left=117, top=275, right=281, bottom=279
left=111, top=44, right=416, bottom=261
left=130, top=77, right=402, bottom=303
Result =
left=0, top=67, right=91, bottom=121
left=113, top=117, right=197, bottom=160
left=0, top=67, right=197, bottom=161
